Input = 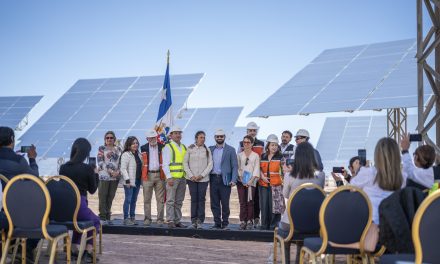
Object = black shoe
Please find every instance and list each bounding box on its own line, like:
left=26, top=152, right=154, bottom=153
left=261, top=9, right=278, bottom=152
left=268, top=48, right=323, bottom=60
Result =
left=175, top=222, right=187, bottom=228
left=221, top=224, right=230, bottom=230
left=210, top=224, right=222, bottom=229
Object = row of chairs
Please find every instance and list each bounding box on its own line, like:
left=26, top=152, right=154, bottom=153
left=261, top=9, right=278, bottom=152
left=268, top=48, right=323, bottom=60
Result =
left=274, top=184, right=440, bottom=264
left=0, top=174, right=102, bottom=264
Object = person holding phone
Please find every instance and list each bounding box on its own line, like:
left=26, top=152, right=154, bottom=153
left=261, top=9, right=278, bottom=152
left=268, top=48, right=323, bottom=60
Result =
left=59, top=138, right=100, bottom=261
left=97, top=131, right=122, bottom=225
left=401, top=133, right=435, bottom=189
left=331, top=156, right=361, bottom=186
left=237, top=135, right=260, bottom=230
left=120, top=136, right=143, bottom=225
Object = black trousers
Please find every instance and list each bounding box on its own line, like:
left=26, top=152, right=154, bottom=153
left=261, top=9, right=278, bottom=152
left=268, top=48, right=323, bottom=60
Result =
left=209, top=174, right=231, bottom=226
left=187, top=180, right=208, bottom=223
left=254, top=182, right=260, bottom=220
left=259, top=185, right=281, bottom=230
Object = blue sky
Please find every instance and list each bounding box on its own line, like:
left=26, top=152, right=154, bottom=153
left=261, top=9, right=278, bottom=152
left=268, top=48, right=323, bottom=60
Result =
left=0, top=1, right=421, bottom=145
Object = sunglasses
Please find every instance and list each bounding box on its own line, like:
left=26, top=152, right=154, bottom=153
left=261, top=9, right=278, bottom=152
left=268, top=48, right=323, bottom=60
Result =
left=295, top=137, right=306, bottom=140
left=245, top=157, right=249, bottom=166
left=106, top=137, right=114, bottom=140
left=243, top=141, right=252, bottom=144
left=215, top=135, right=225, bottom=138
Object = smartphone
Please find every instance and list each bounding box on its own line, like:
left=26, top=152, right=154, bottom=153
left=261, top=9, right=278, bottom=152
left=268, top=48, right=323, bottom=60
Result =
left=286, top=159, right=294, bottom=166
left=409, top=133, right=423, bottom=142
left=332, top=167, right=344, bottom=173
left=358, top=149, right=367, bottom=166
left=88, top=157, right=97, bottom=167
left=20, top=146, right=31, bottom=153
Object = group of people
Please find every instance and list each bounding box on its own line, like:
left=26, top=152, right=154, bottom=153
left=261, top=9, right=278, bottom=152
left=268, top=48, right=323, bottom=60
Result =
left=95, top=121, right=324, bottom=231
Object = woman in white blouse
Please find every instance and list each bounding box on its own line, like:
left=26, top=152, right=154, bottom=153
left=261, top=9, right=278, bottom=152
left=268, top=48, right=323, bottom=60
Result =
left=351, top=137, right=405, bottom=224
left=237, top=135, right=260, bottom=230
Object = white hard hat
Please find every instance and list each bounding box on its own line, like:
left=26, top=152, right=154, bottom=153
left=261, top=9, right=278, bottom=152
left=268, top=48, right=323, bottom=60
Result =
left=246, top=121, right=259, bottom=130
left=266, top=134, right=279, bottom=144
left=169, top=125, right=183, bottom=133
left=214, top=129, right=226, bottom=136
left=295, top=129, right=310, bottom=138
left=145, top=129, right=158, bottom=138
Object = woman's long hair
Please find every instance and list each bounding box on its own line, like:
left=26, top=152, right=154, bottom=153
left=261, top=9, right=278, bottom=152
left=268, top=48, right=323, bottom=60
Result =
left=123, top=136, right=139, bottom=153
left=290, top=142, right=318, bottom=179
left=374, top=137, right=402, bottom=191
left=69, top=138, right=92, bottom=164
left=194, top=131, right=209, bottom=158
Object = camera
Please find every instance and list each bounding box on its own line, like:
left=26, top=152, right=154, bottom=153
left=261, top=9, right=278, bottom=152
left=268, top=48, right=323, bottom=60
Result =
left=20, top=146, right=31, bottom=153
left=332, top=167, right=344, bottom=173
left=409, top=133, right=422, bottom=142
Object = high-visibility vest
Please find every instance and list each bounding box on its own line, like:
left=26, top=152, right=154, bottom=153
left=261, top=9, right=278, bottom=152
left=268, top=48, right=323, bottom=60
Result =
left=141, top=151, right=165, bottom=181
left=166, top=142, right=187, bottom=178
left=259, top=154, right=283, bottom=187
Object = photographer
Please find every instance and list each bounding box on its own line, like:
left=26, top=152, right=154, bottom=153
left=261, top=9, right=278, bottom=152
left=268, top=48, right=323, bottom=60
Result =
left=331, top=156, right=361, bottom=186
left=0, top=126, right=39, bottom=179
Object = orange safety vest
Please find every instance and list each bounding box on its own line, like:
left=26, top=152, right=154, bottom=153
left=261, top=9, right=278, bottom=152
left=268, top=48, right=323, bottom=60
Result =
left=259, top=155, right=283, bottom=187
left=141, top=151, right=165, bottom=181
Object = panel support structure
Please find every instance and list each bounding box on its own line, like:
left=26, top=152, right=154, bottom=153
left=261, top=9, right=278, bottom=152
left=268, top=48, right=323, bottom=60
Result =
left=417, top=0, right=440, bottom=155
left=387, top=108, right=407, bottom=142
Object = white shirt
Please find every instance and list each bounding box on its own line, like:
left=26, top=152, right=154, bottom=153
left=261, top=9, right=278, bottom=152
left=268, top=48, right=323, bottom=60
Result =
left=402, top=152, right=434, bottom=188
left=162, top=140, right=185, bottom=179
left=351, top=167, right=407, bottom=224
left=148, top=144, right=160, bottom=171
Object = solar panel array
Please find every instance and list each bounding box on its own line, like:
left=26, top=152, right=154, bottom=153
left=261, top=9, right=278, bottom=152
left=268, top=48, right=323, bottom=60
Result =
left=18, top=74, right=204, bottom=157
left=249, top=39, right=432, bottom=117
left=0, top=96, right=42, bottom=129
left=175, top=107, right=243, bottom=147
left=316, top=114, right=426, bottom=171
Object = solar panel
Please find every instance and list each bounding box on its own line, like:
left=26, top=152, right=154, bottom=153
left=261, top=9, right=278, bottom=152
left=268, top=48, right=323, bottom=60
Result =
left=249, top=39, right=432, bottom=117
left=316, top=114, right=428, bottom=172
left=18, top=74, right=204, bottom=158
left=0, top=96, right=42, bottom=129
left=174, top=107, right=243, bottom=147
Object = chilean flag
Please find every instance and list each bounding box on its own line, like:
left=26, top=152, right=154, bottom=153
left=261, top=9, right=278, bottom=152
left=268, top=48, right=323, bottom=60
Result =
left=155, top=51, right=173, bottom=144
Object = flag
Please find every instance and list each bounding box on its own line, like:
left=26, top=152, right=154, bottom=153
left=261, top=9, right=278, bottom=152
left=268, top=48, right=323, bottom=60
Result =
left=155, top=51, right=173, bottom=144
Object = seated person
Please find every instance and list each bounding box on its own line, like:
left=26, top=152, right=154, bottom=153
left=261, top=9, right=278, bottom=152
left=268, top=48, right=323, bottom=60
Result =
left=400, top=133, right=435, bottom=189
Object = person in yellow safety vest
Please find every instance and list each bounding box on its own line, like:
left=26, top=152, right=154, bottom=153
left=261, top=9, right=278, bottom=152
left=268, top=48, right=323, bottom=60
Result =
left=162, top=125, right=187, bottom=228
left=259, top=134, right=285, bottom=230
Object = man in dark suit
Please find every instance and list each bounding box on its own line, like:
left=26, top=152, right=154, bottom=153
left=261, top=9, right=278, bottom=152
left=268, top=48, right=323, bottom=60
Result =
left=209, top=129, right=238, bottom=229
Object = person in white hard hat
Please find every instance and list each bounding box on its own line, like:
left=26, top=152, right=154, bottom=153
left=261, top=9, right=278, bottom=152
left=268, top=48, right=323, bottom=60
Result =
left=238, top=121, right=265, bottom=228
left=162, top=125, right=187, bottom=228
left=208, top=129, right=238, bottom=229
left=140, top=129, right=166, bottom=226
left=259, top=134, right=284, bottom=230
left=294, top=129, right=324, bottom=171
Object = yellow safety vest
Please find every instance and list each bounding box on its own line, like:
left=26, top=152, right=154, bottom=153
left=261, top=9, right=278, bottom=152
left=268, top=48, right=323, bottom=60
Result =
left=167, top=142, right=187, bottom=178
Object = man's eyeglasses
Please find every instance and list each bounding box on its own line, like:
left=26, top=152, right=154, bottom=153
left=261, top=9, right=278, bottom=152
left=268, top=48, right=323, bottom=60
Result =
left=215, top=135, right=225, bottom=138
left=245, top=157, right=249, bottom=166
left=105, top=137, right=114, bottom=140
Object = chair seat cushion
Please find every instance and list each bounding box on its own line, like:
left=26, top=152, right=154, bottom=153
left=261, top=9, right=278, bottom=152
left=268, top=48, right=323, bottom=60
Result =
left=13, top=224, right=68, bottom=239
left=379, top=254, right=416, bottom=264
left=50, top=220, right=94, bottom=230
left=303, top=237, right=361, bottom=255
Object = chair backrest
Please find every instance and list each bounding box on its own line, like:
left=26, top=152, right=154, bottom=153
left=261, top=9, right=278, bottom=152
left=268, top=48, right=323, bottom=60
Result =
left=46, top=176, right=80, bottom=229
left=285, top=183, right=326, bottom=241
left=320, top=186, right=371, bottom=253
left=413, top=189, right=440, bottom=263
left=0, top=173, right=9, bottom=189
left=3, top=174, right=51, bottom=239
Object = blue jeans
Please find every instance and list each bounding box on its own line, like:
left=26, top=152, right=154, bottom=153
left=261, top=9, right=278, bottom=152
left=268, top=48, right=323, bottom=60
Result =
left=123, top=178, right=141, bottom=219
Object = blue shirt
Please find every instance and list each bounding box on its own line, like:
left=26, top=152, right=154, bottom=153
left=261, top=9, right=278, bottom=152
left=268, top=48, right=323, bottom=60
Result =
left=211, top=144, right=224, bottom=174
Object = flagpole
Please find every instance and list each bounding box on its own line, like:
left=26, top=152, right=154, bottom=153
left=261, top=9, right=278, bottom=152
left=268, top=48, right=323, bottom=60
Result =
left=157, top=50, right=170, bottom=130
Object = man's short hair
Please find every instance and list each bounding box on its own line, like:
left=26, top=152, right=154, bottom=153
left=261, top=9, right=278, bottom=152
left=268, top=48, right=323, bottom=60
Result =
left=0, top=126, right=14, bottom=147
left=282, top=130, right=293, bottom=138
